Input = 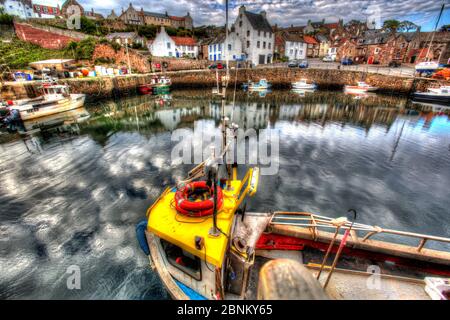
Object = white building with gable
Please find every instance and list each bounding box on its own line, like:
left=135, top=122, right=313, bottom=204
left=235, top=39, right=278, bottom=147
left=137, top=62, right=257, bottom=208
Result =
left=149, top=27, right=198, bottom=58
left=232, top=5, right=274, bottom=66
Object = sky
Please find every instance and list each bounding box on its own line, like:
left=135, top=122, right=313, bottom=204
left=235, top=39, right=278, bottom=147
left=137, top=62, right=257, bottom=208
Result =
left=36, top=0, right=450, bottom=31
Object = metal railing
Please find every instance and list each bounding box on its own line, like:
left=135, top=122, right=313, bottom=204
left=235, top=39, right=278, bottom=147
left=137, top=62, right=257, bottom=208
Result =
left=270, top=211, right=450, bottom=252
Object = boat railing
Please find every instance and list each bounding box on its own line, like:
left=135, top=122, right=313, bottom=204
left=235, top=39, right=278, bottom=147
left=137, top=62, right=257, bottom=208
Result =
left=270, top=211, right=450, bottom=252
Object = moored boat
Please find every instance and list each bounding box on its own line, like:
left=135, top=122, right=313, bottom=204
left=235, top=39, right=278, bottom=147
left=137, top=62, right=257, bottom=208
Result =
left=292, top=79, right=317, bottom=90
left=344, top=81, right=378, bottom=93
left=412, top=86, right=450, bottom=105
left=137, top=84, right=153, bottom=95
left=11, top=79, right=85, bottom=121
left=248, top=79, right=271, bottom=90
left=136, top=118, right=450, bottom=300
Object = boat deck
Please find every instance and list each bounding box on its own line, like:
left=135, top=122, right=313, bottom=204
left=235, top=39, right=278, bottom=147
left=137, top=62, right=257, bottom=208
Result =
left=311, top=267, right=429, bottom=300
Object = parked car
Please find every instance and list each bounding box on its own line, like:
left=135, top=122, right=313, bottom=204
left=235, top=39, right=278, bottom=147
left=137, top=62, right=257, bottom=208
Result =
left=208, top=63, right=226, bottom=70
left=388, top=60, right=402, bottom=68
left=299, top=60, right=309, bottom=68
left=322, top=56, right=334, bottom=62
left=341, top=58, right=353, bottom=65
left=288, top=60, right=299, bottom=68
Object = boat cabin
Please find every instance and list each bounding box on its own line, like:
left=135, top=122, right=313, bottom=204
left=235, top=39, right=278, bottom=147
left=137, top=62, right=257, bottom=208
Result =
left=42, top=84, right=70, bottom=101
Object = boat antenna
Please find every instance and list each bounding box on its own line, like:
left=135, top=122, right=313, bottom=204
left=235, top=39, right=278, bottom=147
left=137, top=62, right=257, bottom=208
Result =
left=425, top=2, right=445, bottom=61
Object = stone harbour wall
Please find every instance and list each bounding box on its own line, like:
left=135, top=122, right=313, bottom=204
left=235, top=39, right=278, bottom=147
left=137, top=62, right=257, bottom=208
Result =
left=1, top=68, right=444, bottom=100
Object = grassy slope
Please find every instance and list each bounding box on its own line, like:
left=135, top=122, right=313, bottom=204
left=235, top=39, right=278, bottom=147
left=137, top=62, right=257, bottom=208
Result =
left=0, top=38, right=72, bottom=69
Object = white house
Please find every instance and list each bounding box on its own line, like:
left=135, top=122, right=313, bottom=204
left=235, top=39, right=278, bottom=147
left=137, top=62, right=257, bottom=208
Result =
left=233, top=5, right=274, bottom=66
left=208, top=31, right=243, bottom=62
left=284, top=34, right=307, bottom=61
left=149, top=27, right=198, bottom=58
left=0, top=0, right=34, bottom=19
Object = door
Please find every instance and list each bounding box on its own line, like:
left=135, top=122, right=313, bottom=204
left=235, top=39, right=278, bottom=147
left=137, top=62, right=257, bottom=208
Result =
left=259, top=54, right=265, bottom=65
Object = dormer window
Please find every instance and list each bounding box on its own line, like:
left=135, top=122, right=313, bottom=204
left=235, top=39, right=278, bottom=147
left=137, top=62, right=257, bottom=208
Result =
left=247, top=30, right=250, bottom=37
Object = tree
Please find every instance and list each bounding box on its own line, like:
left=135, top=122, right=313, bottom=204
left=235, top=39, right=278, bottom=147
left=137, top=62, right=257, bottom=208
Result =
left=137, top=25, right=158, bottom=38
left=398, top=20, right=419, bottom=32
left=382, top=19, right=401, bottom=33
left=0, top=9, right=14, bottom=26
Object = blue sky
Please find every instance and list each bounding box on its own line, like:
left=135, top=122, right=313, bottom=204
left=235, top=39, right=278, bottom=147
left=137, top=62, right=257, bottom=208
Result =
left=37, top=0, right=450, bottom=31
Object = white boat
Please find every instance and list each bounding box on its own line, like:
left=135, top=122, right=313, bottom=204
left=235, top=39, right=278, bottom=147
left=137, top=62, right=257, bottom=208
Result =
left=344, top=81, right=378, bottom=93
left=292, top=79, right=317, bottom=90
left=248, top=79, right=271, bottom=90
left=12, top=79, right=85, bottom=121
left=415, top=61, right=439, bottom=73
left=412, top=86, right=450, bottom=105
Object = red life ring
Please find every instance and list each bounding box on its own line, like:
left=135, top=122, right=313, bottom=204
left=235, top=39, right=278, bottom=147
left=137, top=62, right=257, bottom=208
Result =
left=174, top=181, right=223, bottom=217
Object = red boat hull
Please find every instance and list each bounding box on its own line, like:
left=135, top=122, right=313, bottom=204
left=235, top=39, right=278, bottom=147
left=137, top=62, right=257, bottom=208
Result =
left=138, top=85, right=153, bottom=95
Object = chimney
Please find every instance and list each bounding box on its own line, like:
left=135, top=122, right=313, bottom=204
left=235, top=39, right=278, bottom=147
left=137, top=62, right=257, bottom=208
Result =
left=260, top=11, right=266, bottom=19
left=239, top=5, right=246, bottom=14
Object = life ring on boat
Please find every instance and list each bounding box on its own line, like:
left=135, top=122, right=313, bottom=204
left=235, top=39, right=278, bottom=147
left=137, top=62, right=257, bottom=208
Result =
left=174, top=181, right=223, bottom=217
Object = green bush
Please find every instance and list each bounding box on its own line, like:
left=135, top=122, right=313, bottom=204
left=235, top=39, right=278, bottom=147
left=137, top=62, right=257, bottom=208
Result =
left=0, top=10, right=14, bottom=26
left=65, top=37, right=98, bottom=60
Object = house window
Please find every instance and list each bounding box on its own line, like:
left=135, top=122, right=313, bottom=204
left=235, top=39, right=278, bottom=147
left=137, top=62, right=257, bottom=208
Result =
left=263, top=42, right=266, bottom=49
left=257, top=41, right=260, bottom=48
left=290, top=49, right=293, bottom=54
left=264, top=31, right=266, bottom=37
left=167, top=42, right=171, bottom=49
left=247, top=30, right=250, bottom=37
left=228, top=44, right=232, bottom=51
left=269, top=43, right=271, bottom=49
left=239, top=21, right=242, bottom=27
left=247, top=41, right=250, bottom=48
left=258, top=31, right=260, bottom=36
left=374, top=47, right=380, bottom=54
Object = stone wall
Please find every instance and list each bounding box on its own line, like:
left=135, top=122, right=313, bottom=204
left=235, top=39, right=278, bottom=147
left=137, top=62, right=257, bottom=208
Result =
left=150, top=57, right=209, bottom=71
left=1, top=67, right=444, bottom=100
left=14, top=21, right=89, bottom=49
left=92, top=44, right=151, bottom=73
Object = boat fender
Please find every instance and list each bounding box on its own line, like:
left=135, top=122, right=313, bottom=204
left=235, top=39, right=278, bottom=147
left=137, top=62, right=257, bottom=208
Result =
left=135, top=219, right=150, bottom=256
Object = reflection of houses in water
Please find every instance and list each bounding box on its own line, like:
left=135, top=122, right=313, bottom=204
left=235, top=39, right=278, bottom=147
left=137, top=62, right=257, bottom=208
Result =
left=210, top=102, right=272, bottom=130
left=154, top=106, right=207, bottom=131
left=209, top=101, right=399, bottom=131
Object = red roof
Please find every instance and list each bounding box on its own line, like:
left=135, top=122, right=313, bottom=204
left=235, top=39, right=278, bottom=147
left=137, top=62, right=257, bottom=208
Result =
left=324, top=23, right=339, bottom=29
left=303, top=35, right=318, bottom=44
left=170, top=16, right=185, bottom=21
left=171, top=36, right=197, bottom=46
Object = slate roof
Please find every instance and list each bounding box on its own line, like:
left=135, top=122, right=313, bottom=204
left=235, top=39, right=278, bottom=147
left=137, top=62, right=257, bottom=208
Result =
left=143, top=11, right=169, bottom=19
left=106, top=32, right=140, bottom=40
left=244, top=11, right=272, bottom=33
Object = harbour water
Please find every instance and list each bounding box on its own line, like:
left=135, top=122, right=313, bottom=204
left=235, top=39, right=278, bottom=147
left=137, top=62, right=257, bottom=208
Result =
left=0, top=89, right=449, bottom=299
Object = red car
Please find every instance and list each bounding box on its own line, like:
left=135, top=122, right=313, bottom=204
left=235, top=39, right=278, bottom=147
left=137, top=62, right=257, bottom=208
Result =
left=208, top=63, right=226, bottom=70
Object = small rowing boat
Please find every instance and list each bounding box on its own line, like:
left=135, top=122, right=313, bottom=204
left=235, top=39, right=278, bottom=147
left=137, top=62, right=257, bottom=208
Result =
left=344, top=81, right=378, bottom=93
left=292, top=79, right=317, bottom=90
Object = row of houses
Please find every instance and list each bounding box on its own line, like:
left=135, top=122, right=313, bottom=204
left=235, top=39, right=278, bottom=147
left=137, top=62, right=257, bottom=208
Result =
left=1, top=0, right=193, bottom=30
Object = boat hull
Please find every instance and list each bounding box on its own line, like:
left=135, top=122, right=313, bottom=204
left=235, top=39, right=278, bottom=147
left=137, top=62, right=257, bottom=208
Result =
left=412, top=93, right=450, bottom=106
left=138, top=84, right=153, bottom=95
left=17, top=94, right=86, bottom=121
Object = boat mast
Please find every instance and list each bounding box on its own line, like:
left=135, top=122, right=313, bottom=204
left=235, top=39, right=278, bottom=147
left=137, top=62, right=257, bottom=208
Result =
left=425, top=3, right=445, bottom=61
